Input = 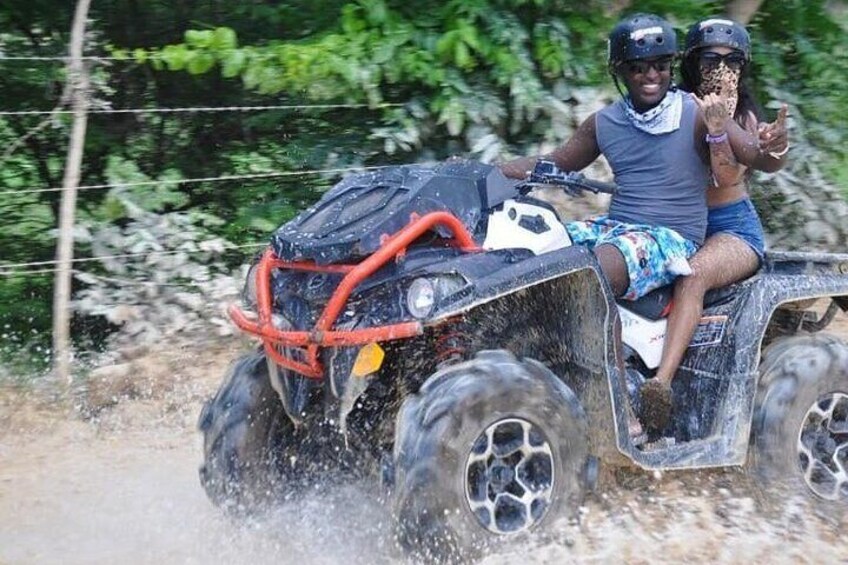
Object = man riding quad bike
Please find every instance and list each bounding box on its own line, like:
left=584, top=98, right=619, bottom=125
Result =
left=199, top=159, right=848, bottom=561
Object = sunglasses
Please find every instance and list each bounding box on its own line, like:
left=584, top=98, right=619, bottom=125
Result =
left=698, top=51, right=747, bottom=71
left=624, top=57, right=673, bottom=75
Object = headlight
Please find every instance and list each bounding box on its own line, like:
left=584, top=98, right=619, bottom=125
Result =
left=406, top=277, right=436, bottom=319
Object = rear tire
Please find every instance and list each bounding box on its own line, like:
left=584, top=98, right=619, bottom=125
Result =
left=198, top=351, right=293, bottom=514
left=392, top=350, right=589, bottom=562
left=751, top=334, right=848, bottom=506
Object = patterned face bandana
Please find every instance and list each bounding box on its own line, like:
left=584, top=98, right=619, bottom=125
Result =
left=623, top=88, right=683, bottom=135
left=697, top=63, right=740, bottom=118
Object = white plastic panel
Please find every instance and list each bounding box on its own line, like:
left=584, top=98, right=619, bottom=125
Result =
left=482, top=200, right=570, bottom=255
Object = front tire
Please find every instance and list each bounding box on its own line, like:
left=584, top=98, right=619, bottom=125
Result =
left=392, top=350, right=589, bottom=562
left=752, top=334, right=848, bottom=505
left=198, top=351, right=293, bottom=514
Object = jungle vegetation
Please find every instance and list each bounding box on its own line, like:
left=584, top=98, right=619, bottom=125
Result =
left=1, top=0, right=847, bottom=371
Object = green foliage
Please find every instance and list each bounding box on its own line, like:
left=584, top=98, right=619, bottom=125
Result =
left=0, top=273, right=54, bottom=376
left=3, top=0, right=848, bottom=374
left=748, top=0, right=848, bottom=178
left=0, top=116, right=59, bottom=372
left=137, top=1, right=622, bottom=150
left=95, top=156, right=189, bottom=219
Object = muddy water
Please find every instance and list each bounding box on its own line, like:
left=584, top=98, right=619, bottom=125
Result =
left=0, top=399, right=401, bottom=564
left=2, top=318, right=848, bottom=564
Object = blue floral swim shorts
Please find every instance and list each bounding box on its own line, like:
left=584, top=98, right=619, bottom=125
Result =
left=565, top=215, right=699, bottom=300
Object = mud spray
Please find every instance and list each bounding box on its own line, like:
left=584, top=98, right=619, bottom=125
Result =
left=2, top=322, right=848, bottom=564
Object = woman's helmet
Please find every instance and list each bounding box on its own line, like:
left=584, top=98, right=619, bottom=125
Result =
left=684, top=17, right=751, bottom=61
left=607, top=13, right=678, bottom=70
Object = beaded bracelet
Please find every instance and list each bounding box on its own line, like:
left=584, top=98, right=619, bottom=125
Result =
left=705, top=131, right=728, bottom=144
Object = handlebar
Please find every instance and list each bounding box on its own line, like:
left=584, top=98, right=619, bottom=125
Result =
left=519, top=160, right=617, bottom=196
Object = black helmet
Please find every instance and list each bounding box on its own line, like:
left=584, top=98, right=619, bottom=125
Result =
left=607, top=13, right=677, bottom=69
left=684, top=17, right=751, bottom=61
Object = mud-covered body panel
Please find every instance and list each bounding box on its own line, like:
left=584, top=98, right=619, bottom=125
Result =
left=622, top=252, right=848, bottom=469
left=314, top=247, right=611, bottom=416
left=271, top=161, right=516, bottom=264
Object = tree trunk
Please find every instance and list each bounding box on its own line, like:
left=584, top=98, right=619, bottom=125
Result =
left=53, top=0, right=92, bottom=385
left=605, top=0, right=633, bottom=17
left=724, top=0, right=765, bottom=24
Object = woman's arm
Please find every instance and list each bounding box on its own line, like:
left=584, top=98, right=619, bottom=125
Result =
left=694, top=92, right=787, bottom=178
left=499, top=113, right=602, bottom=179
left=692, top=92, right=747, bottom=188
left=758, top=104, right=789, bottom=161
left=726, top=118, right=786, bottom=173
left=727, top=104, right=788, bottom=173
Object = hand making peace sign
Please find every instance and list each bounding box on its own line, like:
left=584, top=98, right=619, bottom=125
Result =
left=758, top=103, right=789, bottom=158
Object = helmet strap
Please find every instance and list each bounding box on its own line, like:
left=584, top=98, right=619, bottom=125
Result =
left=611, top=69, right=628, bottom=100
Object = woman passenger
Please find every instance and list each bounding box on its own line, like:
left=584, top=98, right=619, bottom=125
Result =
left=639, top=18, right=789, bottom=433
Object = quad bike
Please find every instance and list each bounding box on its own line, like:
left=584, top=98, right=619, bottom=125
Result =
left=199, top=159, right=848, bottom=560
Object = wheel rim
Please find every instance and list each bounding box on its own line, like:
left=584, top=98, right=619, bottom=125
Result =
left=796, top=392, right=848, bottom=501
left=464, top=418, right=555, bottom=535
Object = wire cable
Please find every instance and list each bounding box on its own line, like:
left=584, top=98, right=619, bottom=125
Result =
left=0, top=242, right=267, bottom=272
left=0, top=55, right=117, bottom=61
left=0, top=165, right=389, bottom=196
left=0, top=102, right=402, bottom=117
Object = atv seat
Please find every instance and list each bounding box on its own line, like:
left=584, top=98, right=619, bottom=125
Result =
left=618, top=276, right=755, bottom=321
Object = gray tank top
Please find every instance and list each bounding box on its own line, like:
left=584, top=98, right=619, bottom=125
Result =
left=596, top=94, right=709, bottom=244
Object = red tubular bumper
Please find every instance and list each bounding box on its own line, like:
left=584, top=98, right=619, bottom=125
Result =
left=229, top=211, right=481, bottom=378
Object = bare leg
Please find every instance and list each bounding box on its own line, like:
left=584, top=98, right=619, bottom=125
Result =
left=593, top=243, right=629, bottom=298
left=641, top=235, right=759, bottom=434
left=593, top=243, right=646, bottom=439
left=655, top=234, right=759, bottom=385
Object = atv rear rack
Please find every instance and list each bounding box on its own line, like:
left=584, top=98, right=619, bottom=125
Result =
left=229, top=211, right=481, bottom=378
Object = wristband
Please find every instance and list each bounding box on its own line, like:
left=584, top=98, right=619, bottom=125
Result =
left=768, top=144, right=790, bottom=158
left=705, top=131, right=728, bottom=144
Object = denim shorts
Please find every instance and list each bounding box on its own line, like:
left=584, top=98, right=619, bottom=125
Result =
left=706, top=197, right=766, bottom=261
left=565, top=216, right=699, bottom=301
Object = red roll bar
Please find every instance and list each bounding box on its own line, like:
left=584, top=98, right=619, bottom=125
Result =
left=229, top=211, right=481, bottom=378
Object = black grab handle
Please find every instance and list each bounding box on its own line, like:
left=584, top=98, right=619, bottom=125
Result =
left=566, top=173, right=618, bottom=195
left=524, top=160, right=617, bottom=195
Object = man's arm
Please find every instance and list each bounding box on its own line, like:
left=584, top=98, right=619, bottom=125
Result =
left=499, top=113, right=602, bottom=179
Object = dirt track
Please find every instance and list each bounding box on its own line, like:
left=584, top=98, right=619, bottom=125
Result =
left=1, top=317, right=847, bottom=564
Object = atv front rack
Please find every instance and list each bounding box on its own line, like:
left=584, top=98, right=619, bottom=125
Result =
left=229, top=211, right=481, bottom=378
